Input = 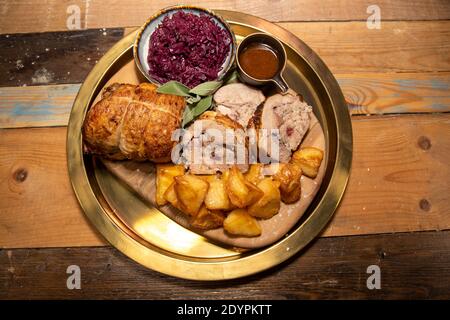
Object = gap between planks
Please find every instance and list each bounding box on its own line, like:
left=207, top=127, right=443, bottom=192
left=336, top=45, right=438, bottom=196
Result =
left=0, top=114, right=449, bottom=248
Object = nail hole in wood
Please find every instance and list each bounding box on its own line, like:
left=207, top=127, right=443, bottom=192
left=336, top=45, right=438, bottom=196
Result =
left=418, top=136, right=431, bottom=150
left=419, top=199, right=431, bottom=212
left=13, top=168, right=28, bottom=183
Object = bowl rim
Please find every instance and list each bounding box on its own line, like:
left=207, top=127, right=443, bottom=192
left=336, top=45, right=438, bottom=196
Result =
left=133, top=5, right=237, bottom=86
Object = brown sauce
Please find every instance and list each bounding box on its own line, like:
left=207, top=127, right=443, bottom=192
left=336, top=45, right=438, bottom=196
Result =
left=239, top=43, right=279, bottom=80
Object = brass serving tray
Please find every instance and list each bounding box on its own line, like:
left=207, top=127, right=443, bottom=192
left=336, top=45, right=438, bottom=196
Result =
left=67, top=10, right=352, bottom=280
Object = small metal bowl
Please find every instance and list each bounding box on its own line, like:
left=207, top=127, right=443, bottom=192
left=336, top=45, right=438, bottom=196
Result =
left=237, top=32, right=289, bottom=93
left=133, top=5, right=236, bottom=86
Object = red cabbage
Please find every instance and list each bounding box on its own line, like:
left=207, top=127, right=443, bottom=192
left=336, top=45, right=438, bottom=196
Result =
left=147, top=11, right=232, bottom=88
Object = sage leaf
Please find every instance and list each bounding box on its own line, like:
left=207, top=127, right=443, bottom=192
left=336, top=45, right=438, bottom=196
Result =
left=186, top=94, right=202, bottom=104
left=157, top=81, right=191, bottom=97
left=181, top=95, right=213, bottom=127
left=193, top=95, right=213, bottom=116
left=189, top=81, right=222, bottom=96
left=224, top=70, right=239, bottom=85
left=181, top=105, right=195, bottom=128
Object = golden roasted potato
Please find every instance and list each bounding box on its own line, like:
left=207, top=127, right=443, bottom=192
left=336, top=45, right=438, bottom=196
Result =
left=248, top=178, right=281, bottom=219
left=221, top=169, right=230, bottom=183
left=280, top=184, right=302, bottom=204
left=292, top=147, right=324, bottom=178
left=274, top=163, right=302, bottom=204
left=156, top=164, right=185, bottom=206
left=198, top=174, right=218, bottom=184
left=204, top=178, right=234, bottom=211
left=244, top=163, right=263, bottom=185
left=163, top=181, right=182, bottom=211
left=223, top=209, right=261, bottom=237
left=174, top=174, right=209, bottom=216
left=190, top=205, right=225, bottom=230
left=226, top=166, right=263, bottom=208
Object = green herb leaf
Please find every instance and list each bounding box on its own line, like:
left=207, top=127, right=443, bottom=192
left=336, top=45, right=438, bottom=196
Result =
left=223, top=70, right=239, bottom=85
left=189, top=81, right=223, bottom=96
left=181, top=105, right=195, bottom=128
left=156, top=81, right=191, bottom=97
left=181, top=96, right=213, bottom=127
left=193, top=95, right=213, bottom=116
left=186, top=94, right=202, bottom=104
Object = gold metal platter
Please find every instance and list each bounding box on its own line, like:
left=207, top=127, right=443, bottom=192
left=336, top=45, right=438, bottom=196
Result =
left=67, top=10, right=352, bottom=280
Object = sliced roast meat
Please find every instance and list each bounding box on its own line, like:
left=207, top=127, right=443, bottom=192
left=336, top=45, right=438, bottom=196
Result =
left=213, top=83, right=265, bottom=128
left=258, top=89, right=312, bottom=163
left=179, top=111, right=248, bottom=174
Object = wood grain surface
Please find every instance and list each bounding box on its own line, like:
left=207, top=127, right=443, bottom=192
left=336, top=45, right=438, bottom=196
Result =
left=1, top=72, right=449, bottom=129
left=1, top=0, right=450, bottom=34
left=1, top=114, right=448, bottom=248
left=284, top=21, right=450, bottom=73
left=1, top=22, right=449, bottom=88
left=1, top=230, right=449, bottom=299
left=0, top=84, right=81, bottom=128
left=0, top=127, right=105, bottom=248
left=0, top=0, right=449, bottom=299
left=322, top=114, right=450, bottom=237
left=0, top=29, right=124, bottom=87
left=339, top=73, right=450, bottom=115
left=0, top=26, right=449, bottom=129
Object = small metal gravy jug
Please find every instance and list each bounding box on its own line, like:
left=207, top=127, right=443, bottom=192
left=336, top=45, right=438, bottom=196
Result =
left=236, top=33, right=289, bottom=93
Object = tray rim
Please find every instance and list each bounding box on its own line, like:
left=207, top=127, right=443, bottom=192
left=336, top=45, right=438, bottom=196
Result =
left=66, top=9, right=352, bottom=280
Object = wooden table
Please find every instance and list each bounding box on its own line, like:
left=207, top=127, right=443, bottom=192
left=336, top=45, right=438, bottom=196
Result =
left=1, top=0, right=449, bottom=299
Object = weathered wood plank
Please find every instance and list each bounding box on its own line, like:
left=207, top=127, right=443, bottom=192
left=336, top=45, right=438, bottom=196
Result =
left=0, top=29, right=123, bottom=87
left=0, top=84, right=81, bottom=128
left=1, top=0, right=450, bottom=34
left=1, top=21, right=449, bottom=88
left=282, top=21, right=450, bottom=73
left=322, top=114, right=450, bottom=236
left=0, top=114, right=448, bottom=248
left=339, top=73, right=450, bottom=115
left=1, top=72, right=448, bottom=129
left=0, top=127, right=106, bottom=248
left=1, top=230, right=450, bottom=299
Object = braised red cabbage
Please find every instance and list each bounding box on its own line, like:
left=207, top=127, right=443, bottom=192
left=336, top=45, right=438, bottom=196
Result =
left=147, top=11, right=232, bottom=88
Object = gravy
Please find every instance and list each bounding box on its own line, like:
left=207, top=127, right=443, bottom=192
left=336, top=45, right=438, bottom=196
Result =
left=239, top=43, right=279, bottom=80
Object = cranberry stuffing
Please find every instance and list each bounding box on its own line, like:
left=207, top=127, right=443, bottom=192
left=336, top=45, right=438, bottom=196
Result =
left=286, top=127, right=294, bottom=136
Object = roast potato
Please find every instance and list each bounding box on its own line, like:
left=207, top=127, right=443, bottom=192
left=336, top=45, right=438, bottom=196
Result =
left=226, top=166, right=263, bottom=208
left=244, top=163, right=263, bottom=185
left=198, top=174, right=218, bottom=184
left=163, top=181, right=182, bottom=211
left=248, top=178, right=281, bottom=219
left=156, top=164, right=185, bottom=206
left=191, top=205, right=225, bottom=230
left=292, top=147, right=324, bottom=178
left=273, top=163, right=302, bottom=204
left=204, top=178, right=234, bottom=211
left=223, top=209, right=261, bottom=237
left=221, top=169, right=230, bottom=182
left=174, top=174, right=209, bottom=216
